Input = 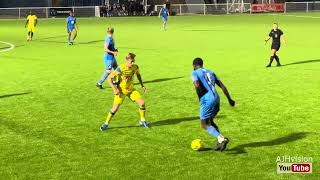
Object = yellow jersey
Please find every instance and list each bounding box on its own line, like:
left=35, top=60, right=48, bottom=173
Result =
left=111, top=64, right=140, bottom=94
left=27, top=15, right=37, bottom=26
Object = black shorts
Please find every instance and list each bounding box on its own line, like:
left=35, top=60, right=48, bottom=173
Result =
left=271, top=43, right=280, bottom=51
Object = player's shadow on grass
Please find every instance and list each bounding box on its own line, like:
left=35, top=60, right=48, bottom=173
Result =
left=282, top=59, right=320, bottom=66
left=79, top=40, right=103, bottom=45
left=35, top=35, right=66, bottom=41
left=0, top=92, right=31, bottom=99
left=226, top=132, right=309, bottom=154
left=137, top=76, right=184, bottom=85
left=109, top=116, right=199, bottom=129
left=152, top=115, right=225, bottom=127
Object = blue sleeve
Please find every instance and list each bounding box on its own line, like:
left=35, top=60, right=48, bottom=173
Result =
left=192, top=71, right=198, bottom=82
left=105, top=37, right=111, bottom=46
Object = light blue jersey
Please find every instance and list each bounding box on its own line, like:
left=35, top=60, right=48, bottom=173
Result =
left=160, top=7, right=169, bottom=21
left=67, top=16, right=76, bottom=32
left=192, top=68, right=220, bottom=120
left=103, top=36, right=117, bottom=70
left=104, top=36, right=116, bottom=60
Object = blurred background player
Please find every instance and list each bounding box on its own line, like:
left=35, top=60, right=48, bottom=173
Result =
left=265, top=23, right=286, bottom=67
left=25, top=11, right=37, bottom=41
left=165, top=0, right=171, bottom=11
left=159, top=4, right=169, bottom=31
left=66, top=11, right=78, bottom=45
left=96, top=27, right=118, bottom=89
left=192, top=58, right=235, bottom=152
left=100, top=53, right=149, bottom=131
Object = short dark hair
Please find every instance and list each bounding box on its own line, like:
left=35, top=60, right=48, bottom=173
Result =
left=193, top=57, right=203, bottom=66
left=126, top=53, right=136, bottom=60
left=107, top=27, right=114, bottom=34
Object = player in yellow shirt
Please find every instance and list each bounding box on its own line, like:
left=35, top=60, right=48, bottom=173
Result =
left=25, top=11, right=37, bottom=41
left=100, top=53, right=150, bottom=131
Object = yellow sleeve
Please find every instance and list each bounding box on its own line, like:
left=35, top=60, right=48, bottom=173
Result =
left=34, top=15, right=37, bottom=19
left=27, top=15, right=30, bottom=20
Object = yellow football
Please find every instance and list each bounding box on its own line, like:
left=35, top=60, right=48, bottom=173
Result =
left=191, top=139, right=204, bottom=151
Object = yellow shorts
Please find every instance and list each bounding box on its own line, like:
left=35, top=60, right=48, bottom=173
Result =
left=114, top=90, right=142, bottom=105
left=27, top=25, right=35, bottom=32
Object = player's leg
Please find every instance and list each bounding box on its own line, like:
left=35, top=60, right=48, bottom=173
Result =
left=162, top=18, right=167, bottom=31
left=100, top=93, right=125, bottom=131
left=30, top=27, right=34, bottom=40
left=67, top=28, right=73, bottom=45
left=27, top=31, right=31, bottom=41
left=68, top=32, right=71, bottom=45
left=266, top=48, right=277, bottom=67
left=209, top=117, right=220, bottom=133
left=27, top=26, right=31, bottom=41
left=131, top=91, right=150, bottom=128
left=274, top=48, right=281, bottom=66
left=96, top=57, right=114, bottom=89
left=72, top=29, right=77, bottom=42
left=200, top=100, right=229, bottom=151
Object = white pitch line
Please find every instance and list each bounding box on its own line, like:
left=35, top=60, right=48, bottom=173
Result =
left=282, top=14, right=320, bottom=19
left=267, top=13, right=320, bottom=19
left=0, top=41, right=15, bottom=53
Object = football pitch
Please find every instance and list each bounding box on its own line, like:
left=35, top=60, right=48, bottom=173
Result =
left=0, top=13, right=319, bottom=179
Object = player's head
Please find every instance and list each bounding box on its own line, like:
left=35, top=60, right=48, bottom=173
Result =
left=29, top=11, right=33, bottom=15
left=107, top=27, right=114, bottom=35
left=193, top=57, right=203, bottom=70
left=273, top=23, right=278, bottom=30
left=69, top=11, right=74, bottom=16
left=126, top=53, right=136, bottom=68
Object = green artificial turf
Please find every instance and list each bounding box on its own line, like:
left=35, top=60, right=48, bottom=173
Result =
left=0, top=13, right=319, bottom=179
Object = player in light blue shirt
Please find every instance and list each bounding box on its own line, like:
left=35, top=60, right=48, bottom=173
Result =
left=159, top=4, right=169, bottom=31
left=66, top=11, right=78, bottom=45
left=96, top=27, right=118, bottom=89
left=191, top=57, right=235, bottom=152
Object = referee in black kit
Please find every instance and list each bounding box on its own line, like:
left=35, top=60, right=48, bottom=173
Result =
left=265, top=23, right=286, bottom=67
left=165, top=0, right=170, bottom=11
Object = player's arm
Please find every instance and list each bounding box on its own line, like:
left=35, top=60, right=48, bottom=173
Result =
left=107, top=71, right=120, bottom=95
left=74, top=19, right=78, bottom=32
left=281, top=35, right=287, bottom=45
left=281, top=32, right=286, bottom=45
left=104, top=42, right=118, bottom=56
left=265, top=31, right=272, bottom=44
left=265, top=36, right=271, bottom=44
left=192, top=72, right=205, bottom=100
left=136, top=71, right=147, bottom=93
left=193, top=80, right=201, bottom=95
left=34, top=17, right=38, bottom=27
left=25, top=19, right=29, bottom=28
left=158, top=8, right=162, bottom=17
left=192, top=80, right=206, bottom=101
left=66, top=20, right=69, bottom=33
left=216, top=80, right=235, bottom=107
